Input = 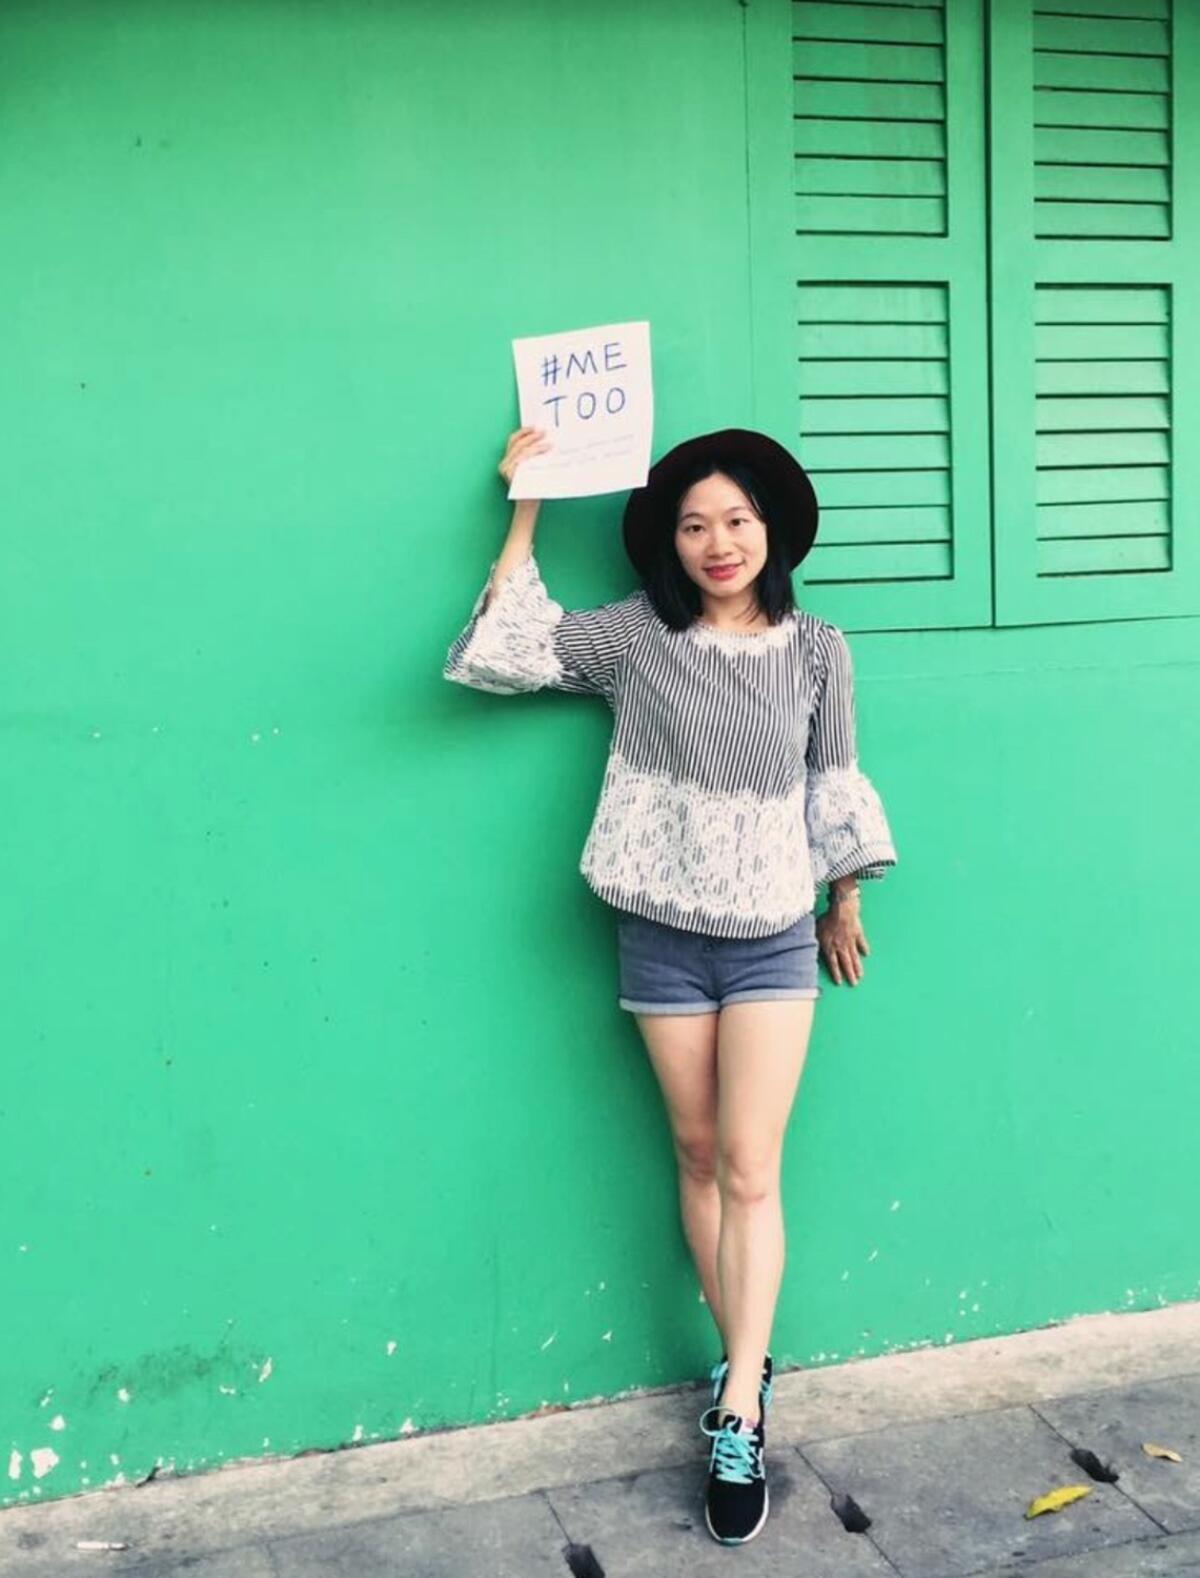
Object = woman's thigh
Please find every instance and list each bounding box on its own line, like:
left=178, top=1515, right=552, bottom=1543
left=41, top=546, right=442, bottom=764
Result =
left=634, top=1011, right=721, bottom=1163
left=716, top=999, right=816, bottom=1170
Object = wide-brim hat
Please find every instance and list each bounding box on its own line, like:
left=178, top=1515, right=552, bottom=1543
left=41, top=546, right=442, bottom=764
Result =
left=622, top=428, right=818, bottom=577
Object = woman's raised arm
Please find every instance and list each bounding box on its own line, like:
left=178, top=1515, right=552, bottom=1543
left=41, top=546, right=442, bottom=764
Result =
left=478, top=428, right=552, bottom=612
left=442, top=428, right=650, bottom=702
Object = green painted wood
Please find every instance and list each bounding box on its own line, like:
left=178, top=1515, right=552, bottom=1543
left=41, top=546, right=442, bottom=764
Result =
left=795, top=194, right=946, bottom=233
left=1036, top=88, right=1169, bottom=130
left=1035, top=321, right=1168, bottom=358
left=1037, top=360, right=1167, bottom=395
left=1036, top=431, right=1169, bottom=468
left=797, top=156, right=947, bottom=197
left=792, top=283, right=949, bottom=321
left=1035, top=126, right=1169, bottom=165
left=1036, top=204, right=1169, bottom=240
left=799, top=358, right=950, bottom=396
left=991, top=0, right=1187, bottom=621
left=799, top=395, right=950, bottom=433
left=1041, top=0, right=1166, bottom=15
left=1038, top=536, right=1169, bottom=575
left=1035, top=50, right=1167, bottom=92
left=804, top=431, right=951, bottom=470
left=749, top=0, right=990, bottom=630
left=818, top=468, right=951, bottom=507
left=1037, top=396, right=1168, bottom=430
left=792, top=38, right=946, bottom=83
left=815, top=504, right=952, bottom=544
left=1037, top=464, right=1167, bottom=506
left=1033, top=12, right=1167, bottom=55
left=1034, top=285, right=1168, bottom=322
left=797, top=318, right=949, bottom=358
left=791, top=78, right=945, bottom=120
left=1039, top=499, right=1169, bottom=538
left=794, top=116, right=946, bottom=159
left=805, top=542, right=952, bottom=582
left=794, top=1, right=944, bottom=45
left=1036, top=166, right=1170, bottom=204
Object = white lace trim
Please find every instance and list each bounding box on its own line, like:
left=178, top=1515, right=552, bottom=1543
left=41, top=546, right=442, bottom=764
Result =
left=443, top=556, right=565, bottom=694
left=805, top=764, right=896, bottom=885
left=684, top=612, right=798, bottom=657
left=579, top=750, right=814, bottom=925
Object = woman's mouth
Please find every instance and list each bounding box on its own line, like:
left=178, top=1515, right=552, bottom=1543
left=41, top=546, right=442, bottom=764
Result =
left=705, top=563, right=741, bottom=580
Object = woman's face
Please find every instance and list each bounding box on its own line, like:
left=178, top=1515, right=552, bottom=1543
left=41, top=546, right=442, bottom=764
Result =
left=673, top=471, right=769, bottom=599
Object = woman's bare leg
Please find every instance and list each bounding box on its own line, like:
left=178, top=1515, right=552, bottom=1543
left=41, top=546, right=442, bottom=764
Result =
left=714, top=998, right=815, bottom=1425
left=633, top=1011, right=726, bottom=1340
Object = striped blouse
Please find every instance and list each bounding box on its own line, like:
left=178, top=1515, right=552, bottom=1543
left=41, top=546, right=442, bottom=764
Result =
left=442, top=552, right=897, bottom=939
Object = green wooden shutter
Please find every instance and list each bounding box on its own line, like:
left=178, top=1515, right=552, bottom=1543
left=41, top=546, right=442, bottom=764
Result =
left=990, top=0, right=1200, bottom=625
left=747, top=0, right=992, bottom=632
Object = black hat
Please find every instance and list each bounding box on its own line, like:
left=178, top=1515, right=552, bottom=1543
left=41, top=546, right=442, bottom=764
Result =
left=622, top=428, right=819, bottom=577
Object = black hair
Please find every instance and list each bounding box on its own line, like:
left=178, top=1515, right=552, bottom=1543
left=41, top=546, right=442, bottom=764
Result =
left=637, top=456, right=798, bottom=632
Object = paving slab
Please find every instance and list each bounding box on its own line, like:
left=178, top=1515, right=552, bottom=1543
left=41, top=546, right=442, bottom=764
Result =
left=546, top=1458, right=895, bottom=1576
left=1034, top=1375, right=1200, bottom=1535
left=266, top=1491, right=568, bottom=1577
left=4, top=1306, right=1199, bottom=1578
left=0, top=1539, right=276, bottom=1578
left=121, top=1553, right=277, bottom=1578
left=977, top=1527, right=1200, bottom=1576
left=800, top=1402, right=1162, bottom=1578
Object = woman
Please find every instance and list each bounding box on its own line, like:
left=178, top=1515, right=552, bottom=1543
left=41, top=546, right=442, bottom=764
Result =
left=443, top=423, right=897, bottom=1547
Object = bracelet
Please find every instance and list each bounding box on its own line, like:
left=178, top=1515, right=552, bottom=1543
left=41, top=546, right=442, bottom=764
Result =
left=827, top=883, right=860, bottom=906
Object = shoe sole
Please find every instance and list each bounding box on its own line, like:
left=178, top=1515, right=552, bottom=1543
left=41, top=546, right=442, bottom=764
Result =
left=704, top=1481, right=769, bottom=1545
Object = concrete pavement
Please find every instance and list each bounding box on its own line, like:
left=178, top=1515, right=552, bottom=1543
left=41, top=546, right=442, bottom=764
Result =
left=3, top=1302, right=1199, bottom=1576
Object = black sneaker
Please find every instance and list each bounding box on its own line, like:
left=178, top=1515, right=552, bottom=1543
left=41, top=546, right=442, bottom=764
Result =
left=699, top=1404, right=768, bottom=1544
left=709, top=1350, right=774, bottom=1435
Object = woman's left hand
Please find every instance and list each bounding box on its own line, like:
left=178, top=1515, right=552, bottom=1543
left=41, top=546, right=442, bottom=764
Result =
left=816, top=893, right=870, bottom=986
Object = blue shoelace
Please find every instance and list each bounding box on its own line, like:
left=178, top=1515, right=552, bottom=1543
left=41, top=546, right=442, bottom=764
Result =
left=701, top=1411, right=762, bottom=1484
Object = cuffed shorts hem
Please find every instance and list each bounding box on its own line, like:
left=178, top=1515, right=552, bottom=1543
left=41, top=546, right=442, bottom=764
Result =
left=618, top=996, right=720, bottom=1015
left=721, top=987, right=821, bottom=1005
left=618, top=987, right=821, bottom=1015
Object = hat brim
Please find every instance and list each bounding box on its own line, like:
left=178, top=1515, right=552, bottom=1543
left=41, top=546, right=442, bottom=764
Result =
left=622, top=428, right=818, bottom=577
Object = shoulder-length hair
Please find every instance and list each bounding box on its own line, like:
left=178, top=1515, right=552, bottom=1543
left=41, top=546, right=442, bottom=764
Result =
left=637, top=456, right=798, bottom=632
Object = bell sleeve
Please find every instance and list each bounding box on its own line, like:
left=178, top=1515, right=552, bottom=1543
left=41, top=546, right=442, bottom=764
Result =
left=804, top=623, right=898, bottom=887
left=442, top=551, right=646, bottom=705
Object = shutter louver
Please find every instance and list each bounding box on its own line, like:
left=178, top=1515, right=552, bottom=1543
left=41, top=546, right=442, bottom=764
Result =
left=1033, top=3, right=1170, bottom=241
left=991, top=0, right=1198, bottom=625
left=794, top=0, right=947, bottom=238
left=799, top=283, right=953, bottom=586
left=1035, top=284, right=1170, bottom=578
left=772, top=0, right=992, bottom=630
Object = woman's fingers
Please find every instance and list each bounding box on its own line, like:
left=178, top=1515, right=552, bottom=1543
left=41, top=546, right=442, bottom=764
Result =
left=824, top=935, right=865, bottom=985
left=499, top=428, right=552, bottom=482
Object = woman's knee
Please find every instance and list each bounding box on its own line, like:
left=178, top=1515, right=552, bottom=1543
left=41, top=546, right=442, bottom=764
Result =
left=673, top=1126, right=718, bottom=1183
left=716, top=1144, right=780, bottom=1204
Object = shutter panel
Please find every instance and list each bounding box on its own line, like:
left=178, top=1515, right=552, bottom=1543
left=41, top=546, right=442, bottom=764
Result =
left=990, top=0, right=1200, bottom=624
left=746, top=0, right=992, bottom=632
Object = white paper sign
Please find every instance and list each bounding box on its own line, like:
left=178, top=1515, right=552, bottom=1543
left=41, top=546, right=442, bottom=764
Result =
left=508, top=320, right=653, bottom=500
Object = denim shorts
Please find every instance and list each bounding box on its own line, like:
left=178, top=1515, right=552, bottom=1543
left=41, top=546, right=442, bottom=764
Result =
left=616, top=908, right=822, bottom=1015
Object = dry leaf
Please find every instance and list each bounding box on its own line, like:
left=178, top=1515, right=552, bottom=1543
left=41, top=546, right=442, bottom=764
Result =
left=1142, top=1442, right=1182, bottom=1463
left=1025, top=1484, right=1093, bottom=1519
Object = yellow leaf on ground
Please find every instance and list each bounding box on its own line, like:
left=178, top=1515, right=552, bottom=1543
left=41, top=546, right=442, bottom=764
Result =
left=1025, top=1484, right=1093, bottom=1519
left=1142, top=1443, right=1183, bottom=1462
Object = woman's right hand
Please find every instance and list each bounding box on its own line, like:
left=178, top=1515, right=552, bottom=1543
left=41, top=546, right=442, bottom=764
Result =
left=498, top=426, right=553, bottom=493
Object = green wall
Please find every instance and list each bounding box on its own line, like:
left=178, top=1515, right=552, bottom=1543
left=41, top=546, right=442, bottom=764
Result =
left=3, top=0, right=1197, bottom=1510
